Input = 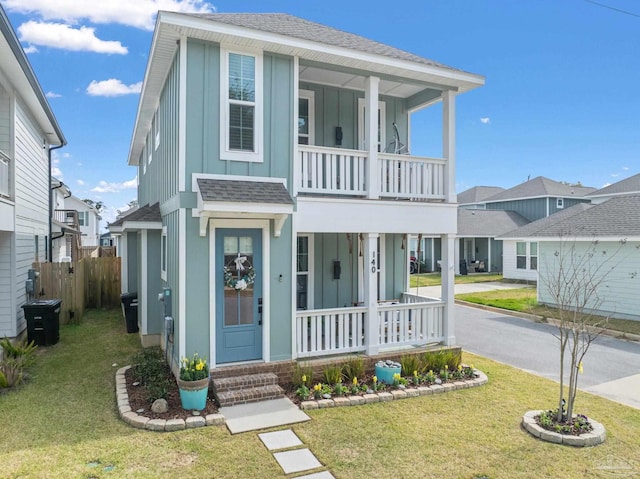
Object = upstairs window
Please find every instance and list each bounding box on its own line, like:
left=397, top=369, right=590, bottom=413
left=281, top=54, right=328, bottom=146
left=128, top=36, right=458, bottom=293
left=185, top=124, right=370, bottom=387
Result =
left=220, top=49, right=263, bottom=162
left=557, top=198, right=564, bottom=209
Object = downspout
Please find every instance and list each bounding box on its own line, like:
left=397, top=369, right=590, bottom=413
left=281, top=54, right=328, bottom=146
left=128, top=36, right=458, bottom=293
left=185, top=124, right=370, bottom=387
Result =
left=48, top=144, right=65, bottom=262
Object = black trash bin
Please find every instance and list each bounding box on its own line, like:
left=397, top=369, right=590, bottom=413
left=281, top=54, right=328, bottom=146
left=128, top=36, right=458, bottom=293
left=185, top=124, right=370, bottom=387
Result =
left=22, top=299, right=62, bottom=346
left=459, top=260, right=468, bottom=276
left=120, top=293, right=139, bottom=333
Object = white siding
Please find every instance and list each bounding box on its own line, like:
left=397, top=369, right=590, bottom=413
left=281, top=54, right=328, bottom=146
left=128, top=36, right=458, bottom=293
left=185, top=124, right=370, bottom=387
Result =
left=0, top=84, right=10, bottom=154
left=538, top=241, right=640, bottom=321
left=64, top=195, right=100, bottom=247
left=502, top=240, right=538, bottom=282
left=0, top=232, right=14, bottom=337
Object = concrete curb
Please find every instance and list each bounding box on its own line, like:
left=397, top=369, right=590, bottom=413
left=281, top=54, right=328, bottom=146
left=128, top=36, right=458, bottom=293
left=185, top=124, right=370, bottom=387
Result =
left=115, top=366, right=226, bottom=432
left=299, top=370, right=488, bottom=410
left=455, top=300, right=640, bottom=343
left=522, top=410, right=606, bottom=447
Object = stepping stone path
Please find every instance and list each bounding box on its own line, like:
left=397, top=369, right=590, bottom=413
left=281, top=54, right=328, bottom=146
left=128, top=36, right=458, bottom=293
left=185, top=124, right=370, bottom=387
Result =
left=259, top=429, right=335, bottom=478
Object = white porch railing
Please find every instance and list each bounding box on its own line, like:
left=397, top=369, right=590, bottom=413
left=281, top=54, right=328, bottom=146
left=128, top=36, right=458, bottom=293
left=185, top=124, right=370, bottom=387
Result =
left=378, top=153, right=446, bottom=200
left=297, top=145, right=446, bottom=200
left=0, top=150, right=9, bottom=198
left=298, top=146, right=367, bottom=196
left=296, top=306, right=367, bottom=358
left=295, top=295, right=445, bottom=358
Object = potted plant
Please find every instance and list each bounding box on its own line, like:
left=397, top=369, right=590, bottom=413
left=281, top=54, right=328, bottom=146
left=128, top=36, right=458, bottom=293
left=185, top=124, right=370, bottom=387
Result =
left=176, top=353, right=209, bottom=411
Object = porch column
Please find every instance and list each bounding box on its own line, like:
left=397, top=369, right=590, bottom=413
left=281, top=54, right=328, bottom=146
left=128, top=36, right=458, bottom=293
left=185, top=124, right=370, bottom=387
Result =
left=364, top=233, right=379, bottom=355
left=488, top=238, right=492, bottom=273
left=365, top=76, right=380, bottom=200
left=441, top=234, right=456, bottom=346
left=454, top=237, right=460, bottom=274
left=443, top=90, right=456, bottom=203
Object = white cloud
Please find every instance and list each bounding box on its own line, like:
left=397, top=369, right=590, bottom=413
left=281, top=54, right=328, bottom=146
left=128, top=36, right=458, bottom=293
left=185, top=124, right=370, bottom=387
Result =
left=18, top=21, right=127, bottom=54
left=77, top=179, right=85, bottom=186
left=611, top=173, right=619, bottom=178
left=600, top=182, right=611, bottom=188
left=46, top=91, right=61, bottom=98
left=23, top=45, right=38, bottom=53
left=51, top=166, right=63, bottom=178
left=87, top=79, right=142, bottom=97
left=3, top=0, right=215, bottom=31
left=91, top=177, right=137, bottom=193
left=622, top=166, right=629, bottom=171
left=480, top=117, right=490, bottom=125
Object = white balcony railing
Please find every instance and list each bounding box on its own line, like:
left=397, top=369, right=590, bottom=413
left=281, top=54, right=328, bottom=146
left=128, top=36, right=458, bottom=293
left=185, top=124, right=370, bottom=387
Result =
left=297, top=145, right=446, bottom=201
left=295, top=295, right=445, bottom=358
left=0, top=150, right=9, bottom=198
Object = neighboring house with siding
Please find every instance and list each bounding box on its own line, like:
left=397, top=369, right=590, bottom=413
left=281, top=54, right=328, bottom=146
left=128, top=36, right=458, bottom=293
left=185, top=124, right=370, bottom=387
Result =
left=110, top=12, right=484, bottom=368
left=0, top=5, right=66, bottom=340
left=586, top=172, right=640, bottom=204
left=500, top=196, right=640, bottom=321
left=458, top=186, right=505, bottom=209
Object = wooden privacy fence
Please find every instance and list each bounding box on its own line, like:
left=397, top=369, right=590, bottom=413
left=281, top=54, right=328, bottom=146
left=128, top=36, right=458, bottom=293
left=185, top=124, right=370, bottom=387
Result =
left=33, top=257, right=121, bottom=324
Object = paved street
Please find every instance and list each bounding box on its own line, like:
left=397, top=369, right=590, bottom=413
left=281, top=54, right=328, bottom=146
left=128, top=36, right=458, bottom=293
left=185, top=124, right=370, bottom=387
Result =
left=454, top=303, right=640, bottom=409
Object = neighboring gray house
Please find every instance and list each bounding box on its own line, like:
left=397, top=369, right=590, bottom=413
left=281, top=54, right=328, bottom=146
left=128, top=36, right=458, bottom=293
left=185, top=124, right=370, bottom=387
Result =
left=0, top=4, right=66, bottom=340
left=458, top=186, right=505, bottom=209
left=500, top=196, right=640, bottom=321
left=110, top=12, right=484, bottom=369
left=587, top=172, right=640, bottom=204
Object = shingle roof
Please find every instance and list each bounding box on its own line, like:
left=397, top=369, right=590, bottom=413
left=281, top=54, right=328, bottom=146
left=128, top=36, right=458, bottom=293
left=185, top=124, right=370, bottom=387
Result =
left=458, top=209, right=530, bottom=237
left=188, top=13, right=460, bottom=72
left=500, top=196, right=640, bottom=238
left=588, top=173, right=640, bottom=197
left=197, top=178, right=293, bottom=204
left=484, top=176, right=596, bottom=202
left=109, top=203, right=161, bottom=227
left=457, top=186, right=505, bottom=204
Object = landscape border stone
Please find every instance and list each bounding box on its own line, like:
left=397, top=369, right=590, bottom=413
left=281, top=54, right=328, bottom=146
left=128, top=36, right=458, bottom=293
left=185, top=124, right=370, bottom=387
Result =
left=521, top=410, right=606, bottom=447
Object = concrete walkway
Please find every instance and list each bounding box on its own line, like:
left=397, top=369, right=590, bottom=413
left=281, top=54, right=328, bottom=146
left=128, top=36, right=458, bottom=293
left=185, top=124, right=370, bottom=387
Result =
left=259, top=429, right=334, bottom=477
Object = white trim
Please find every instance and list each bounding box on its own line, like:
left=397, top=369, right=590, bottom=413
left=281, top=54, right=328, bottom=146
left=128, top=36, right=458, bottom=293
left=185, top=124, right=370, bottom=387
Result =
left=141, top=230, right=148, bottom=335
left=209, top=218, right=270, bottom=367
left=298, top=89, right=315, bottom=146
left=292, top=56, right=300, bottom=197
left=178, top=35, right=187, bottom=192
left=296, top=233, right=315, bottom=310
left=378, top=234, right=386, bottom=301
left=178, top=208, right=186, bottom=360
left=556, top=197, right=564, bottom=209
left=153, top=109, right=160, bottom=151
left=161, top=225, right=167, bottom=281
left=121, top=233, right=128, bottom=293
left=442, top=90, right=456, bottom=203
left=290, top=211, right=298, bottom=359
left=219, top=46, right=264, bottom=162
left=120, top=221, right=162, bottom=231
left=357, top=98, right=385, bottom=152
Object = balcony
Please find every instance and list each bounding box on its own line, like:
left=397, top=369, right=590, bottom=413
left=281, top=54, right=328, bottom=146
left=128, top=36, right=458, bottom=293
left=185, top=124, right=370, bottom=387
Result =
left=0, top=149, right=9, bottom=198
left=297, top=146, right=446, bottom=201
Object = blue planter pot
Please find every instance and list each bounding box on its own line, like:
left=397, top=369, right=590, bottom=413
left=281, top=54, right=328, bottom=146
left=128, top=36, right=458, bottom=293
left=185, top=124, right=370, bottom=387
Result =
left=375, top=365, right=401, bottom=384
left=177, top=377, right=209, bottom=411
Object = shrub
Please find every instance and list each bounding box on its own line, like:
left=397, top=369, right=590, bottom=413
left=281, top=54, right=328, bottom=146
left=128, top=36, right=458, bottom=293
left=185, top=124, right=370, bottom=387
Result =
left=422, top=349, right=461, bottom=373
left=400, top=354, right=421, bottom=377
left=0, top=337, right=38, bottom=388
left=322, top=364, right=343, bottom=385
left=130, top=347, right=171, bottom=402
left=342, top=356, right=365, bottom=383
left=292, top=362, right=313, bottom=388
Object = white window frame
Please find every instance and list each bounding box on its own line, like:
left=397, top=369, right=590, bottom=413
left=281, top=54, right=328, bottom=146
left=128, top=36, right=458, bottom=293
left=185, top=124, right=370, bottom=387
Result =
left=220, top=46, right=263, bottom=163
left=153, top=109, right=160, bottom=151
left=161, top=226, right=167, bottom=281
left=530, top=241, right=538, bottom=271
left=357, top=99, right=386, bottom=152
left=516, top=241, right=538, bottom=270
left=516, top=241, right=527, bottom=270
left=296, top=234, right=314, bottom=310
left=298, top=90, right=315, bottom=146
left=557, top=198, right=564, bottom=209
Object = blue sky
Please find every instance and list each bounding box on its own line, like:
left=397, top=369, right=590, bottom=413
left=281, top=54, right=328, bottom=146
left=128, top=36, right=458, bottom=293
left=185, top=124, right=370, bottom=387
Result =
left=2, top=0, right=639, bottom=227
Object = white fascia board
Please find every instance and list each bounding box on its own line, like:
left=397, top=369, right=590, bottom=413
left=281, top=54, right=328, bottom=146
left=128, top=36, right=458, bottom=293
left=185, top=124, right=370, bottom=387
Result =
left=296, top=197, right=456, bottom=234
left=196, top=203, right=293, bottom=215
left=524, top=236, right=640, bottom=242
left=120, top=221, right=163, bottom=231
left=160, top=12, right=484, bottom=89
left=108, top=225, right=124, bottom=233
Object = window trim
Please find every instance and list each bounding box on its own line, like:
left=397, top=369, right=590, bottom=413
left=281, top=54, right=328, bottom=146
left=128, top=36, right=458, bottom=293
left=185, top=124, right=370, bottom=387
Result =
left=153, top=109, right=160, bottom=151
left=516, top=241, right=538, bottom=270
left=516, top=241, right=527, bottom=270
left=219, top=47, right=264, bottom=163
left=557, top=198, right=564, bottom=209
left=296, top=234, right=314, bottom=310
left=357, top=98, right=386, bottom=152
left=298, top=89, right=315, bottom=146
left=161, top=226, right=167, bottom=281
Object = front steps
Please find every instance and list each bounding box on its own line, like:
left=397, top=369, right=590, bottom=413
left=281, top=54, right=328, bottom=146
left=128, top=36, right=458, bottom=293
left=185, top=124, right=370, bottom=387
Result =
left=213, top=372, right=285, bottom=407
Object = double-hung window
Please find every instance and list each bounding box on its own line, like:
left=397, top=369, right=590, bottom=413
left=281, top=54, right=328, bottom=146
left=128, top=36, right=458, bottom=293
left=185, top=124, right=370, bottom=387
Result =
left=516, top=242, right=527, bottom=269
left=220, top=48, right=263, bottom=162
left=516, top=241, right=538, bottom=270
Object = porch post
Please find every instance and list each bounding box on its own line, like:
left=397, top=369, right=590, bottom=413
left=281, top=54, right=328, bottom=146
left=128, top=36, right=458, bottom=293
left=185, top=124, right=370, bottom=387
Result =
left=442, top=90, right=456, bottom=203
left=365, top=76, right=380, bottom=200
left=364, top=233, right=379, bottom=355
left=441, top=234, right=456, bottom=346
left=488, top=238, right=492, bottom=273
left=454, top=237, right=460, bottom=275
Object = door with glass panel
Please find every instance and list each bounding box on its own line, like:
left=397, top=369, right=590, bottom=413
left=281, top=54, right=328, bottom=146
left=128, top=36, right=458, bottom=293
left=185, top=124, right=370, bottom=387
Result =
left=215, top=229, right=262, bottom=364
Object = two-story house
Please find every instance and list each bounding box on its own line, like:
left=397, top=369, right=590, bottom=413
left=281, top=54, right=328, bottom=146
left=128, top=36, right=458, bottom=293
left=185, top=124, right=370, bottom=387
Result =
left=111, top=13, right=484, bottom=370
left=0, top=5, right=66, bottom=341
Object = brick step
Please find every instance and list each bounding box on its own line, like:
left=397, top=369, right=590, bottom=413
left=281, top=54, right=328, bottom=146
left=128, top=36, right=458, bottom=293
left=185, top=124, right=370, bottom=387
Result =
left=212, top=372, right=279, bottom=393
left=215, top=384, right=285, bottom=407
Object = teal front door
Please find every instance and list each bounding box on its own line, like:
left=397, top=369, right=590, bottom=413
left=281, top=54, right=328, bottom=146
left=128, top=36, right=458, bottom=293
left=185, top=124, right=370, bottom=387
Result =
left=216, top=229, right=262, bottom=364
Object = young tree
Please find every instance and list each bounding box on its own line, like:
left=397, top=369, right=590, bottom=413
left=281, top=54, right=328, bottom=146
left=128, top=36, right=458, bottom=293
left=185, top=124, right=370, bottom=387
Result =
left=538, top=234, right=631, bottom=422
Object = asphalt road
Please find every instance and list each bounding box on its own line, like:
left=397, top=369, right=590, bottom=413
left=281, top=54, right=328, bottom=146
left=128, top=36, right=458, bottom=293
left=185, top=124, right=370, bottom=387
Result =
left=454, top=303, right=640, bottom=409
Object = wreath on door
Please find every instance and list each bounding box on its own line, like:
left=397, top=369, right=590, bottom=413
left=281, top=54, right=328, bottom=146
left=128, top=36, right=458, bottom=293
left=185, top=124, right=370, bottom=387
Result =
left=223, top=255, right=256, bottom=291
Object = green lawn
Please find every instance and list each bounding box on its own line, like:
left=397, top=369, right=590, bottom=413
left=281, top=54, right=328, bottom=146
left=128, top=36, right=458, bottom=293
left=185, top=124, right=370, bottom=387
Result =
left=2, top=309, right=640, bottom=478
left=410, top=272, right=504, bottom=288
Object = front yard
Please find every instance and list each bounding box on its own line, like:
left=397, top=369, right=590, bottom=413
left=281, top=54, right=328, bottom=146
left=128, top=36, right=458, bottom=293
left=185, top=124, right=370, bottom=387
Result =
left=410, top=272, right=504, bottom=288
left=1, top=309, right=639, bottom=478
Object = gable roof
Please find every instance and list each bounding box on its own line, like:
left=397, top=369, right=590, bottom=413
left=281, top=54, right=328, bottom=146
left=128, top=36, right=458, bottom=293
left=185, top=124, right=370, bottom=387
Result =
left=588, top=173, right=640, bottom=197
left=458, top=209, right=529, bottom=237
left=483, top=176, right=596, bottom=203
left=457, top=186, right=505, bottom=204
left=500, top=195, right=640, bottom=239
left=108, top=203, right=161, bottom=228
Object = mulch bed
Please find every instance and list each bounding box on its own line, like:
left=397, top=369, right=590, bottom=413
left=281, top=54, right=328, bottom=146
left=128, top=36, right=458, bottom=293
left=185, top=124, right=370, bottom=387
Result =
left=124, top=368, right=218, bottom=421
